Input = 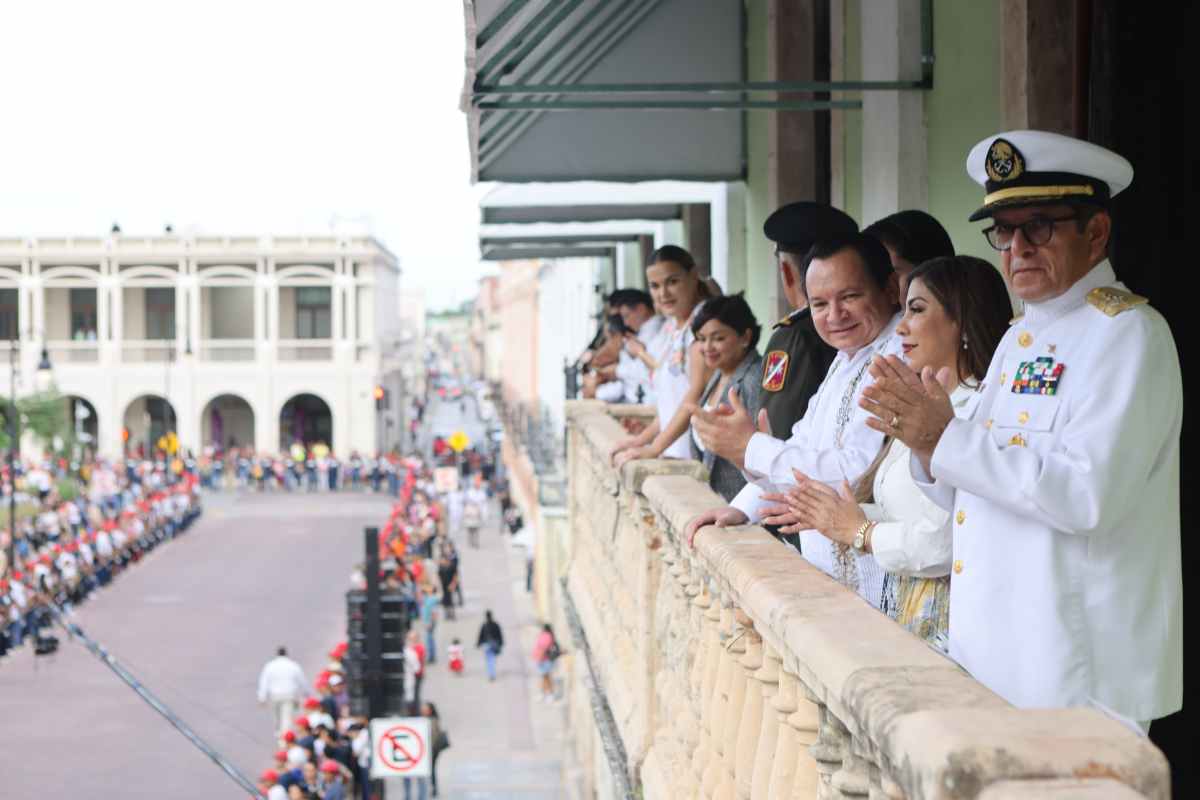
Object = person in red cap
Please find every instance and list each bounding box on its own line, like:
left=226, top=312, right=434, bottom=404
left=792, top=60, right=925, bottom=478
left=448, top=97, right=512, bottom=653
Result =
left=316, top=760, right=348, bottom=800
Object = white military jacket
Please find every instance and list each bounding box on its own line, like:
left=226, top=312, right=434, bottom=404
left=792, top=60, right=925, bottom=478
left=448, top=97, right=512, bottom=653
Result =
left=915, top=261, right=1182, bottom=721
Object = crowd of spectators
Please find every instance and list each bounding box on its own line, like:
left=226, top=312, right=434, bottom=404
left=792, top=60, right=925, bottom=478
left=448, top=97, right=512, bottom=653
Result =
left=194, top=445, right=412, bottom=495
left=0, top=457, right=202, bottom=659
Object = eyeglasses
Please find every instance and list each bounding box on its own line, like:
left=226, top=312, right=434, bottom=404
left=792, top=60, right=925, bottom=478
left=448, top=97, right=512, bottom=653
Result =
left=981, top=214, right=1080, bottom=251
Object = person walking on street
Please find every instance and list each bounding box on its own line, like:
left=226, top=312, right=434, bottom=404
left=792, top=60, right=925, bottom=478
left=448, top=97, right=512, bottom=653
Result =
left=476, top=610, right=504, bottom=681
left=257, top=646, right=309, bottom=736
left=437, top=555, right=458, bottom=621
left=420, top=584, right=440, bottom=664
left=532, top=624, right=561, bottom=702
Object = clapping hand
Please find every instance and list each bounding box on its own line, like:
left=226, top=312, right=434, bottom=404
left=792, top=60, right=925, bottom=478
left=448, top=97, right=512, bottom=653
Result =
left=779, top=469, right=866, bottom=543
left=688, top=388, right=770, bottom=468
left=859, top=355, right=955, bottom=473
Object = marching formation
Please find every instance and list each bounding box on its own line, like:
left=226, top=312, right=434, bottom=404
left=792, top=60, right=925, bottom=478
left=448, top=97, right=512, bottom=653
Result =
left=0, top=459, right=202, bottom=659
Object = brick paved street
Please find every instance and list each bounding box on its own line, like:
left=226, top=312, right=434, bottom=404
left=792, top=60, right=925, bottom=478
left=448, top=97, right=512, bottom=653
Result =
left=0, top=490, right=388, bottom=798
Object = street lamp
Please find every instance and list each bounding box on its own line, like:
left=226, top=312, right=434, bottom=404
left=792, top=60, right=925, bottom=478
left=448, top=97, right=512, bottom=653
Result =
left=35, top=346, right=53, bottom=392
left=6, top=339, right=17, bottom=580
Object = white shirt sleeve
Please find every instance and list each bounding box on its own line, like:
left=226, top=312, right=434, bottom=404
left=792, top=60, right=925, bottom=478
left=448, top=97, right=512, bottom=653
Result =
left=869, top=508, right=953, bottom=577
left=744, top=421, right=885, bottom=489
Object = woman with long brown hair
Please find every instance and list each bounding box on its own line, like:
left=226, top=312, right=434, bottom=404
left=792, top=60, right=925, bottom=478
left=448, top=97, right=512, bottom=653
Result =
left=781, top=256, right=1011, bottom=649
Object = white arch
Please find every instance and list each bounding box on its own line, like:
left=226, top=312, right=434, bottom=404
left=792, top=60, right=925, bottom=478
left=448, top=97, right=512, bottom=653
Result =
left=275, top=265, right=334, bottom=283
left=39, top=266, right=102, bottom=284
left=197, top=265, right=257, bottom=284
left=117, top=265, right=179, bottom=284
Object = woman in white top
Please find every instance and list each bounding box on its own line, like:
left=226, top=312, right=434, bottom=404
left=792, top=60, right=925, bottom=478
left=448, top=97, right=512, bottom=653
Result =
left=781, top=256, right=1012, bottom=649
left=611, top=245, right=714, bottom=466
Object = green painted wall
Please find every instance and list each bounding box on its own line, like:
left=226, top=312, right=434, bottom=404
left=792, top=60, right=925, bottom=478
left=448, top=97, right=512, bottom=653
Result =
left=742, top=0, right=774, bottom=327
left=926, top=0, right=1002, bottom=264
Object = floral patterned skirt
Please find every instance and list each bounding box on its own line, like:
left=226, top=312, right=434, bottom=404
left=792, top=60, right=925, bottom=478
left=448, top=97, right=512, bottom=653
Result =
left=881, top=573, right=950, bottom=653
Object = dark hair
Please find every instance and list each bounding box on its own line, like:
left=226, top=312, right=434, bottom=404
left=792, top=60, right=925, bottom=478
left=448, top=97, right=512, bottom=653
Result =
left=608, top=289, right=653, bottom=310
left=800, top=233, right=894, bottom=296
left=863, top=210, right=955, bottom=267
left=690, top=292, right=761, bottom=351
left=647, top=244, right=711, bottom=301
left=906, top=255, right=1012, bottom=385
left=277, top=646, right=287, bottom=657
left=648, top=244, right=696, bottom=271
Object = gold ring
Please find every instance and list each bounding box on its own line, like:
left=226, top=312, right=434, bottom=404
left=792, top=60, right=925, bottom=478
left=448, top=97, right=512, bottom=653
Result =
left=890, top=414, right=901, bottom=428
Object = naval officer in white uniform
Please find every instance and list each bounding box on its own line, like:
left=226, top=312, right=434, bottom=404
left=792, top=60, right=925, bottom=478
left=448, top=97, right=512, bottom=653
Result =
left=860, top=130, right=1183, bottom=732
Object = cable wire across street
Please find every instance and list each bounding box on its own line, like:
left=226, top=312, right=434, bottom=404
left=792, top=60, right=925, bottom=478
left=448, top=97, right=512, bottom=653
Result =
left=47, top=603, right=267, bottom=800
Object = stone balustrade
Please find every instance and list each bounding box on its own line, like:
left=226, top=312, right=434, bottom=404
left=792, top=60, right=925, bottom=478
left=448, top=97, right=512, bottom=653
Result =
left=553, top=400, right=1170, bottom=800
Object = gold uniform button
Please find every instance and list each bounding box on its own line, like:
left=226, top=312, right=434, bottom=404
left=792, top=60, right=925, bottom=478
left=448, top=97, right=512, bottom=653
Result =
left=1000, top=372, right=1007, bottom=384
left=1017, top=411, right=1030, bottom=425
left=1018, top=331, right=1033, bottom=348
left=953, top=560, right=964, bottom=575
left=1009, top=433, right=1027, bottom=447
left=985, top=418, right=994, bottom=429
left=956, top=510, right=966, bottom=525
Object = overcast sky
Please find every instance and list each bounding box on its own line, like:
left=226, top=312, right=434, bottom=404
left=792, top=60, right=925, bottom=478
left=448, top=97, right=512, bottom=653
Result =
left=0, top=1, right=487, bottom=310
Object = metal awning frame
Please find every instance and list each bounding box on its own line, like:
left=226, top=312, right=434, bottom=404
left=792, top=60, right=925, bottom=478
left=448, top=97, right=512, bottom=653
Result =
left=469, top=0, right=933, bottom=113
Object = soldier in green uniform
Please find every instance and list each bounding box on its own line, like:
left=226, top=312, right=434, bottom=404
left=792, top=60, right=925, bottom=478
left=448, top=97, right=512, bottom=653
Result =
left=756, top=202, right=858, bottom=439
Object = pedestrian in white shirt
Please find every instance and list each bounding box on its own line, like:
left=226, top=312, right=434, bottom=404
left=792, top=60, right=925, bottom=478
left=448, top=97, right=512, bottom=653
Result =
left=686, top=234, right=902, bottom=603
left=779, top=256, right=1012, bottom=647
left=257, top=646, right=309, bottom=736
left=861, top=131, right=1182, bottom=732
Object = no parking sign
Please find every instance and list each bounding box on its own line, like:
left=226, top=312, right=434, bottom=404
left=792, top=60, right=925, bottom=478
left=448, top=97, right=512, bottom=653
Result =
left=369, top=717, right=431, bottom=779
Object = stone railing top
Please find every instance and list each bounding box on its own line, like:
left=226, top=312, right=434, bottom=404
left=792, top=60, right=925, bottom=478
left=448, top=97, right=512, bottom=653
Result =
left=565, top=400, right=1170, bottom=800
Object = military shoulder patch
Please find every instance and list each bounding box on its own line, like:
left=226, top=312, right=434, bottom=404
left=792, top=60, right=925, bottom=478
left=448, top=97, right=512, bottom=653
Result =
left=762, top=350, right=789, bottom=392
left=1087, top=286, right=1148, bottom=317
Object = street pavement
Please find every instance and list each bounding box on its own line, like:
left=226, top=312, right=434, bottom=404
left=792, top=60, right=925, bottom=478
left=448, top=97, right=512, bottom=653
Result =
left=0, top=489, right=389, bottom=798
left=0, top=395, right=565, bottom=799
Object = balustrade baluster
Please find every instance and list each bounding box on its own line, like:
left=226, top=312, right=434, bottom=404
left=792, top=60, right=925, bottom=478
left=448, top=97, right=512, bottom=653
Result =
left=765, top=666, right=800, bottom=800
left=809, top=705, right=848, bottom=800
left=787, top=684, right=822, bottom=799
left=749, top=643, right=782, bottom=800
left=733, top=621, right=764, bottom=800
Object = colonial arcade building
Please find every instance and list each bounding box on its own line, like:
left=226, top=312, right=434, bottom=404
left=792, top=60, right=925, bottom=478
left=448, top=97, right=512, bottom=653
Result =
left=0, top=232, right=403, bottom=458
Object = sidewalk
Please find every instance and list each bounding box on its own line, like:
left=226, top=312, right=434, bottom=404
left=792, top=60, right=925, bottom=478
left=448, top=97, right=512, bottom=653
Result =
left=388, top=497, right=565, bottom=798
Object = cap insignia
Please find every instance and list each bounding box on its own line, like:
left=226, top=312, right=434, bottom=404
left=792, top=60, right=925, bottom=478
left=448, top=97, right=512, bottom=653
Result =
left=985, top=138, right=1025, bottom=183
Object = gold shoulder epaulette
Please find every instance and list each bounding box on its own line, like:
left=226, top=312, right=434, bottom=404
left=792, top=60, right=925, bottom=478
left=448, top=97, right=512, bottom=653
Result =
left=1008, top=313, right=1024, bottom=326
left=773, top=315, right=793, bottom=329
left=1087, top=286, right=1148, bottom=317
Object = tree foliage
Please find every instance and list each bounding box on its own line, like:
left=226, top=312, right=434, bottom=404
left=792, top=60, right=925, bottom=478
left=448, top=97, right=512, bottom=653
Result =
left=0, top=390, right=71, bottom=452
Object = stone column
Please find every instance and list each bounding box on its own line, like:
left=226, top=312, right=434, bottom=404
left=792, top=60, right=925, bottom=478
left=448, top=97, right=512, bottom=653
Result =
left=702, top=603, right=737, bottom=798
left=860, top=0, right=928, bottom=224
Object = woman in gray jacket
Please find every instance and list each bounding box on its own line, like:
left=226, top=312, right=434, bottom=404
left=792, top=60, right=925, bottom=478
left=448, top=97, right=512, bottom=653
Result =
left=689, top=293, right=764, bottom=502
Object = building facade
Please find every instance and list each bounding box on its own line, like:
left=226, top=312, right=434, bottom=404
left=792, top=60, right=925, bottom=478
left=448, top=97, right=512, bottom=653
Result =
left=0, top=233, right=402, bottom=458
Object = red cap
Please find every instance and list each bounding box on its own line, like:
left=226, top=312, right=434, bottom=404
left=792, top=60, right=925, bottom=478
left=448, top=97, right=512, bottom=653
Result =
left=12, top=571, right=23, bottom=580
left=259, top=769, right=279, bottom=782
left=39, top=553, right=52, bottom=565
left=319, top=760, right=340, bottom=775
left=274, top=749, right=287, bottom=761
left=304, top=697, right=321, bottom=710
left=294, top=715, right=310, bottom=729
left=282, top=731, right=296, bottom=743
